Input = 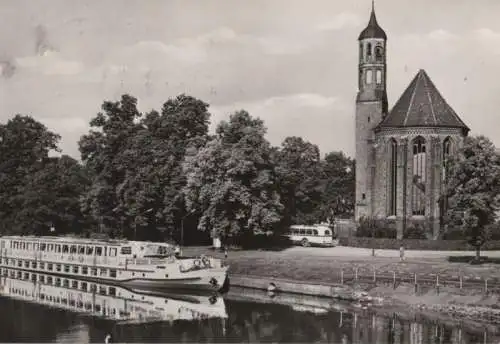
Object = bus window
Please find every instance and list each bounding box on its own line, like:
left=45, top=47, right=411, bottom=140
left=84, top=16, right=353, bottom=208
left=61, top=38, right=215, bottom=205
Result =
left=120, top=247, right=132, bottom=255
left=325, top=230, right=331, bottom=236
left=313, top=230, right=318, bottom=236
left=78, top=246, right=85, bottom=254
left=70, top=245, right=77, bottom=254
left=306, top=230, right=312, bottom=235
left=299, top=230, right=305, bottom=235
left=109, top=248, right=117, bottom=257
left=56, top=245, right=62, bottom=253
left=86, top=246, right=94, bottom=255
left=95, top=247, right=103, bottom=256
left=63, top=245, right=69, bottom=254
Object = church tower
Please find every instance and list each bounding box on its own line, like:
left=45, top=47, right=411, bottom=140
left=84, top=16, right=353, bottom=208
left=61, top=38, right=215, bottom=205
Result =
left=355, top=1, right=388, bottom=220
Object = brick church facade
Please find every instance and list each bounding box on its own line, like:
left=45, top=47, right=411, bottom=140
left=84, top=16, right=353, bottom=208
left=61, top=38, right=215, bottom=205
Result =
left=354, top=4, right=470, bottom=239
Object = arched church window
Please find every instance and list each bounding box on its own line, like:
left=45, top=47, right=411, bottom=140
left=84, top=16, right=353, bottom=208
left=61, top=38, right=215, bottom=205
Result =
left=366, top=43, right=372, bottom=59
left=412, top=136, right=426, bottom=216
left=442, top=137, right=452, bottom=181
left=376, top=70, right=382, bottom=84
left=366, top=70, right=373, bottom=84
left=375, top=46, right=383, bottom=61
left=389, top=139, right=398, bottom=216
left=441, top=137, right=453, bottom=223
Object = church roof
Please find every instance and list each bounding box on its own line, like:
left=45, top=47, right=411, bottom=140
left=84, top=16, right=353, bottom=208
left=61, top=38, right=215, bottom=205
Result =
left=376, top=69, right=469, bottom=133
left=358, top=5, right=387, bottom=40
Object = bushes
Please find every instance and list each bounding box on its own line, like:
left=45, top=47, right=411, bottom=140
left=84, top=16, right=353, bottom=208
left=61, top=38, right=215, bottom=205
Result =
left=355, top=217, right=397, bottom=239
left=233, top=232, right=293, bottom=250
left=339, top=237, right=500, bottom=250
left=403, top=221, right=428, bottom=239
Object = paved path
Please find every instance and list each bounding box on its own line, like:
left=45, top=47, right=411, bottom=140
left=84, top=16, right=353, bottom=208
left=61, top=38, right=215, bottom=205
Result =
left=282, top=246, right=500, bottom=259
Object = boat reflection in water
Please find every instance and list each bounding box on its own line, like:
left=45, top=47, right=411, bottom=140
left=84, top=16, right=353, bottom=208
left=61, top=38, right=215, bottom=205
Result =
left=0, top=267, right=227, bottom=324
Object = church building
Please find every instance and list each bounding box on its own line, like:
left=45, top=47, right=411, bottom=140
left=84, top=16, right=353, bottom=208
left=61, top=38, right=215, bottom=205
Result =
left=354, top=4, right=470, bottom=239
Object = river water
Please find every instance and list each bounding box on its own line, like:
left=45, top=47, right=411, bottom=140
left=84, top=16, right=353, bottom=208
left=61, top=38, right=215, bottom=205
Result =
left=0, top=271, right=497, bottom=343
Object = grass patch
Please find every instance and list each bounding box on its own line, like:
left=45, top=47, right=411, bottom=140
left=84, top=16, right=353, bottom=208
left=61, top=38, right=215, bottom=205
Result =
left=447, top=256, right=500, bottom=264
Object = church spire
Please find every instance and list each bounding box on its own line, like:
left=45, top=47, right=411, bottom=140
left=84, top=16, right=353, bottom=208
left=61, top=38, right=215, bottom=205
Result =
left=358, top=0, right=387, bottom=40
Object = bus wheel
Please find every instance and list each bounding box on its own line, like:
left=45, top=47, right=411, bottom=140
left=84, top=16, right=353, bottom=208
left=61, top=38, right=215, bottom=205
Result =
left=301, top=238, right=310, bottom=247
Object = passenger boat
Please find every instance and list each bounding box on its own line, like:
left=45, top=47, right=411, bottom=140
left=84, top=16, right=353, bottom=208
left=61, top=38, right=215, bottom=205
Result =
left=0, top=268, right=228, bottom=323
left=0, top=236, right=229, bottom=292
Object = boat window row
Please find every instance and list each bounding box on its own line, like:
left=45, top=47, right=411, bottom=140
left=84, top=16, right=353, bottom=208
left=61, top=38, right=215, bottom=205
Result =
left=8, top=240, right=119, bottom=257
left=2, top=258, right=117, bottom=278
left=3, top=269, right=118, bottom=298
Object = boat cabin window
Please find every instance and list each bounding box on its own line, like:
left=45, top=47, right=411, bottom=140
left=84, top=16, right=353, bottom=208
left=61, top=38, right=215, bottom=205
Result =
left=313, top=230, right=318, bottom=236
left=120, top=246, right=132, bottom=255
left=40, top=243, right=46, bottom=251
left=78, top=246, right=85, bottom=255
left=109, top=248, right=117, bottom=257
left=56, top=244, right=61, bottom=253
left=22, top=242, right=26, bottom=250
left=95, top=247, right=103, bottom=256
left=26, top=243, right=31, bottom=250
left=325, top=230, right=331, bottom=236
left=86, top=246, right=94, bottom=255
left=63, top=245, right=69, bottom=253
left=70, top=245, right=77, bottom=254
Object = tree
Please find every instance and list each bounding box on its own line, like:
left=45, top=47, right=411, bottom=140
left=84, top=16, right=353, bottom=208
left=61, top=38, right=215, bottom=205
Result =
left=0, top=115, right=61, bottom=235
left=275, top=136, right=323, bottom=226
left=114, top=94, right=211, bottom=241
left=183, top=111, right=284, bottom=241
left=442, top=135, right=500, bottom=260
left=15, top=155, right=90, bottom=235
left=318, top=152, right=355, bottom=223
left=79, top=94, right=142, bottom=236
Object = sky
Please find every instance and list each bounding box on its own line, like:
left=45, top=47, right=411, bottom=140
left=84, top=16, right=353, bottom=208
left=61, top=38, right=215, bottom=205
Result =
left=0, top=0, right=499, bottom=159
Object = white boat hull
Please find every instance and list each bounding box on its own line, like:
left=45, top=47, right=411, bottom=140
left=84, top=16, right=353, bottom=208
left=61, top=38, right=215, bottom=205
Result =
left=120, top=267, right=229, bottom=291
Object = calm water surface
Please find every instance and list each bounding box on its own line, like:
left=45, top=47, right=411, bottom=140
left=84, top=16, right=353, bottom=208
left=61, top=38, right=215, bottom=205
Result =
left=0, top=271, right=497, bottom=343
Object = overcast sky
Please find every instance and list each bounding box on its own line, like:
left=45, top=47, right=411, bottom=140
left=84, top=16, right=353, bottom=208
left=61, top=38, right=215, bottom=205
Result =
left=0, top=0, right=499, bottom=158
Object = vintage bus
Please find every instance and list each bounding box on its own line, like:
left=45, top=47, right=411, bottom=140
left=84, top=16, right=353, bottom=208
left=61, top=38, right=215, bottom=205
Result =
left=287, top=224, right=338, bottom=247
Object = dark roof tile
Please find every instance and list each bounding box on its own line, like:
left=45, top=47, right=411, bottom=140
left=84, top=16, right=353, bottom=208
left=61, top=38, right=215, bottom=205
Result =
left=377, top=69, right=469, bottom=132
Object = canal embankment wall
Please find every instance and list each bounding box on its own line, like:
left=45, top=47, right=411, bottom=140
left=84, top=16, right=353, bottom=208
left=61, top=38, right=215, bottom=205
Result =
left=229, top=272, right=500, bottom=326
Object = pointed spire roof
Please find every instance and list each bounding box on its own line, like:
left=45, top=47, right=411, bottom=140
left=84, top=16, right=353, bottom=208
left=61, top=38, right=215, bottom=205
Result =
left=377, top=69, right=469, bottom=132
left=358, top=1, right=387, bottom=40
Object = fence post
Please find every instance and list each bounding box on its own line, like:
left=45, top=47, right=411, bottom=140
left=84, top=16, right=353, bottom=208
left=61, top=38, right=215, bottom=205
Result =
left=392, top=271, right=396, bottom=289
left=459, top=274, right=463, bottom=289
left=436, top=274, right=440, bottom=295
left=485, top=278, right=488, bottom=294
left=373, top=268, right=376, bottom=283
left=414, top=273, right=418, bottom=293
left=355, top=267, right=358, bottom=283
left=340, top=268, right=344, bottom=285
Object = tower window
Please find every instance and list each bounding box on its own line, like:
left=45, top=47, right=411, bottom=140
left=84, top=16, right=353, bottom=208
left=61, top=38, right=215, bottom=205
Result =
left=375, top=46, right=383, bottom=61
left=376, top=70, right=382, bottom=84
left=366, top=43, right=372, bottom=59
left=366, top=70, right=373, bottom=84
left=412, top=136, right=426, bottom=216
left=362, top=193, right=366, bottom=200
left=367, top=116, right=370, bottom=123
left=359, top=43, right=363, bottom=60
left=389, top=139, right=398, bottom=216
